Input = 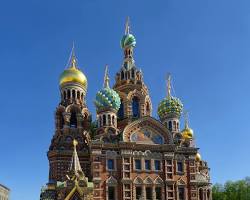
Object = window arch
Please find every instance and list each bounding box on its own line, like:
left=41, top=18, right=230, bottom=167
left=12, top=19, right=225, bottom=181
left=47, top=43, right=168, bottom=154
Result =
left=118, top=100, right=124, bottom=119
left=67, top=90, right=70, bottom=99
left=63, top=91, right=66, bottom=100
left=199, top=188, right=203, bottom=200
left=81, top=93, right=84, bottom=101
left=146, top=102, right=150, bottom=115
left=131, top=68, right=135, bottom=79
left=72, top=90, right=76, bottom=99
left=132, top=96, right=140, bottom=118
left=168, top=121, right=172, bottom=131
left=121, top=71, right=124, bottom=80
left=77, top=91, right=80, bottom=99
left=103, top=115, right=106, bottom=126
left=70, top=111, right=77, bottom=127
left=112, top=115, right=115, bottom=126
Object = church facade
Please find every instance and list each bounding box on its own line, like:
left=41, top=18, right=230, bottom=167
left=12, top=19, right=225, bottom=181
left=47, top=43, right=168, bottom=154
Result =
left=40, top=19, right=212, bottom=200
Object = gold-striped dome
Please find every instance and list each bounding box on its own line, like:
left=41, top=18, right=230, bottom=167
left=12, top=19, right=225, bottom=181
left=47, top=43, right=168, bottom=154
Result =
left=195, top=153, right=202, bottom=162
left=59, top=53, right=87, bottom=89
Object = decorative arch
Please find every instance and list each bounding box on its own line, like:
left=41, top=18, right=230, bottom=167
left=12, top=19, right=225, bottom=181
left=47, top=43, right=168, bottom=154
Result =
left=144, top=176, right=153, bottom=185
left=106, top=176, right=118, bottom=186
left=133, top=176, right=143, bottom=185
left=123, top=116, right=173, bottom=144
left=154, top=176, right=164, bottom=185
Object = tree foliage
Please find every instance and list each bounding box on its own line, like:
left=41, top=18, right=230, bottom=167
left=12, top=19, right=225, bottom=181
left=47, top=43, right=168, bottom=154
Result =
left=212, top=177, right=250, bottom=200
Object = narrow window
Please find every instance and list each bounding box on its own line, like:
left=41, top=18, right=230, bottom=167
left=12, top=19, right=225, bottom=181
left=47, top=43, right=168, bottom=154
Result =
left=145, top=160, right=151, bottom=170
left=156, top=187, right=162, bottom=200
left=63, top=91, right=66, bottom=100
left=59, top=114, right=64, bottom=129
left=132, top=96, right=140, bottom=118
left=70, top=111, right=77, bottom=128
left=168, top=121, right=172, bottom=131
left=146, top=187, right=152, bottom=200
left=173, top=121, right=177, bottom=131
left=154, top=160, right=161, bottom=171
left=108, top=186, right=115, bottom=200
left=103, top=115, right=106, bottom=126
left=77, top=91, right=80, bottom=99
left=177, top=161, right=183, bottom=172
left=72, top=90, right=76, bottom=99
left=112, top=116, right=115, bottom=125
left=108, top=159, right=114, bottom=170
left=178, top=187, right=185, bottom=200
left=136, top=187, right=142, bottom=200
left=118, top=100, right=124, bottom=119
left=199, top=188, right=203, bottom=200
left=131, top=68, right=135, bottom=79
left=121, top=71, right=125, bottom=80
left=135, top=159, right=141, bottom=170
left=67, top=90, right=70, bottom=99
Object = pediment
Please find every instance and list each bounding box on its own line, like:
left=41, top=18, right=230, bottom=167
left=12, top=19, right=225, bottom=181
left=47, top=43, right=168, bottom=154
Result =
left=123, top=116, right=173, bottom=144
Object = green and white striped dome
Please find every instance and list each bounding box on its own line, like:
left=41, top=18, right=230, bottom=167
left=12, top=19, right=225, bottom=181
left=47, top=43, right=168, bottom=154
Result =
left=120, top=34, right=136, bottom=49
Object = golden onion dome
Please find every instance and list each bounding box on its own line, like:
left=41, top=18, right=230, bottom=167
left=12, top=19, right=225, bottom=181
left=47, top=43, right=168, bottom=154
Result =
left=59, top=53, right=87, bottom=89
left=182, top=127, right=194, bottom=140
left=195, top=153, right=202, bottom=162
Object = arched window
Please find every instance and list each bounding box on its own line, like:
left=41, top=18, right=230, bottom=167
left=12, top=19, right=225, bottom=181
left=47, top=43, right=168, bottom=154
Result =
left=118, top=100, right=124, bottom=119
left=131, top=68, right=135, bottom=79
left=77, top=91, right=80, bottom=99
left=70, top=111, right=77, bottom=128
left=67, top=90, right=70, bottom=99
left=168, top=121, right=172, bottom=131
left=72, top=90, right=76, bottom=99
left=132, top=96, right=140, bottom=118
left=207, top=190, right=210, bottom=200
left=121, top=71, right=124, bottom=80
left=199, top=188, right=203, bottom=200
left=63, top=91, right=66, bottom=100
left=81, top=93, right=84, bottom=101
left=103, top=115, right=106, bottom=126
left=99, top=116, right=102, bottom=127
left=146, top=102, right=150, bottom=115
left=112, top=115, right=115, bottom=125
left=108, top=115, right=111, bottom=126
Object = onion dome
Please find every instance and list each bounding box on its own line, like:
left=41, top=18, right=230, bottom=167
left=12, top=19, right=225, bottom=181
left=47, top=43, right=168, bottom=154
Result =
left=157, top=75, right=183, bottom=119
left=195, top=152, right=202, bottom=162
left=120, top=17, right=136, bottom=49
left=181, top=111, right=194, bottom=140
left=94, top=66, right=121, bottom=112
left=59, top=48, right=87, bottom=90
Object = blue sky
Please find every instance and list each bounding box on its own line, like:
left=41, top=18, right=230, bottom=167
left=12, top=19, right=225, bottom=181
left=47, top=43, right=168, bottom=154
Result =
left=0, top=0, right=250, bottom=199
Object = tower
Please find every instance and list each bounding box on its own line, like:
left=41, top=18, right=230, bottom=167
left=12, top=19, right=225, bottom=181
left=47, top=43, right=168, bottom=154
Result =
left=157, top=75, right=183, bottom=140
left=48, top=46, right=92, bottom=182
left=113, top=18, right=152, bottom=130
left=94, top=65, right=121, bottom=142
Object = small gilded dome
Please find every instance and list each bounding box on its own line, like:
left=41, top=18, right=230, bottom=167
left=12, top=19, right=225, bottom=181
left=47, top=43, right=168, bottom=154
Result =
left=158, top=96, right=183, bottom=119
left=94, top=66, right=121, bottom=112
left=120, top=34, right=136, bottom=49
left=195, top=153, right=202, bottom=162
left=182, top=127, right=194, bottom=140
left=59, top=54, right=87, bottom=89
left=95, top=88, right=121, bottom=112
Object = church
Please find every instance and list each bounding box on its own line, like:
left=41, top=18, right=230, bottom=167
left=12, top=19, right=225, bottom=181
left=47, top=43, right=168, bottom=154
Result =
left=40, top=19, right=212, bottom=200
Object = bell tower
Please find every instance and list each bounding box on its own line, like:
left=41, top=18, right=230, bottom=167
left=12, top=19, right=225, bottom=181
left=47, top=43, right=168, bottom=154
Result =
left=48, top=46, right=92, bottom=182
left=113, top=18, right=152, bottom=130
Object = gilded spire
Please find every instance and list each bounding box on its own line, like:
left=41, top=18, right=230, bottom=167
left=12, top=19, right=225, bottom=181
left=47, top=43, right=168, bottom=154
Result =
left=166, top=73, right=171, bottom=97
left=103, top=65, right=110, bottom=88
left=69, top=139, right=83, bottom=177
left=69, top=43, right=77, bottom=69
left=184, top=110, right=189, bottom=129
left=125, top=16, right=130, bottom=35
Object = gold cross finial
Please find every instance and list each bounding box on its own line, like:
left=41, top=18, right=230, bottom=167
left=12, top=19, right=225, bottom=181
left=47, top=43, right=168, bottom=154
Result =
left=104, top=65, right=110, bottom=88
left=70, top=42, right=77, bottom=69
